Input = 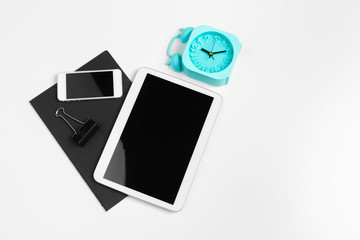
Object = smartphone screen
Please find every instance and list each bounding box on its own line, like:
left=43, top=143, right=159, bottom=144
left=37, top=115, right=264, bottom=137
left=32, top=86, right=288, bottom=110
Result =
left=66, top=71, right=114, bottom=99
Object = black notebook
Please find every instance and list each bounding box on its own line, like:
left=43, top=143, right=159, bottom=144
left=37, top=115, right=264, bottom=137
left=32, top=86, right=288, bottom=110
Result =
left=30, top=51, right=129, bottom=211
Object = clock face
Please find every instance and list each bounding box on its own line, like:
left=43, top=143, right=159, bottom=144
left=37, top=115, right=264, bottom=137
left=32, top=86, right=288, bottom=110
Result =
left=189, top=32, right=234, bottom=73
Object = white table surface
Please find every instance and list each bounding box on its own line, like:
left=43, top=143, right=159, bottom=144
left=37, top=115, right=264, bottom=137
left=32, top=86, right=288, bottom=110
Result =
left=1, top=0, right=360, bottom=239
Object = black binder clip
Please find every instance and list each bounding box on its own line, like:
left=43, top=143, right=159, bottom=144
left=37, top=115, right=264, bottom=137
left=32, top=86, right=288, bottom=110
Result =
left=55, top=107, right=99, bottom=147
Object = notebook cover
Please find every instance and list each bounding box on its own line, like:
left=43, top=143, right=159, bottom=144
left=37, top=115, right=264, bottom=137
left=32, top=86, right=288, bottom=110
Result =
left=30, top=51, right=129, bottom=211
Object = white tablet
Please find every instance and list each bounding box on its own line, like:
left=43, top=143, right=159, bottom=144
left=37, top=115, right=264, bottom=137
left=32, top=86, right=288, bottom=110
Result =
left=94, top=68, right=222, bottom=211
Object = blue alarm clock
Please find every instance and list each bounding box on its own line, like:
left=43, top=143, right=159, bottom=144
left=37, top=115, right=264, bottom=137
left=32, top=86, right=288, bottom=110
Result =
left=167, top=25, right=242, bottom=86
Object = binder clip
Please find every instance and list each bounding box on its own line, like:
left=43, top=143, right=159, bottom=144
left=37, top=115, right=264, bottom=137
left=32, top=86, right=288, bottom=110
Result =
left=55, top=107, right=99, bottom=147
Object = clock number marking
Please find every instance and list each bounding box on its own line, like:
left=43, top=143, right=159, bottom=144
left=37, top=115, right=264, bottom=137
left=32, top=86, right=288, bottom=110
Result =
left=191, top=43, right=201, bottom=52
left=223, top=56, right=232, bottom=64
left=197, top=38, right=203, bottom=45
left=220, top=41, right=227, bottom=47
left=202, top=66, right=209, bottom=72
left=204, top=35, right=211, bottom=43
left=193, top=61, right=201, bottom=67
left=191, top=55, right=198, bottom=61
left=226, top=49, right=233, bottom=55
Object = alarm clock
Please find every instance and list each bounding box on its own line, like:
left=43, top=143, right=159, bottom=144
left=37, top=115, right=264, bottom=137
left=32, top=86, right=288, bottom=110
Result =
left=166, top=25, right=242, bottom=86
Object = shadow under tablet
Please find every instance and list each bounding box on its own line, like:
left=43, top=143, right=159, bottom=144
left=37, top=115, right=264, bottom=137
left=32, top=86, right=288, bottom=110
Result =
left=103, top=73, right=213, bottom=204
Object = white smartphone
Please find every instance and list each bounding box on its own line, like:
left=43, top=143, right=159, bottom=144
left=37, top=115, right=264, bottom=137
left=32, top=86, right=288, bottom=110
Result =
left=57, top=69, right=122, bottom=101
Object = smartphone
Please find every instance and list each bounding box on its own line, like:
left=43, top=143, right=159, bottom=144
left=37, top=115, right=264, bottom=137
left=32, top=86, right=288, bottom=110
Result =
left=57, top=69, right=122, bottom=101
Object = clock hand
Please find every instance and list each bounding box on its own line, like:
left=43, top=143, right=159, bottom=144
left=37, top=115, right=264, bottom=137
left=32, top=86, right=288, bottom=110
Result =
left=201, top=48, right=211, bottom=54
left=201, top=48, right=215, bottom=60
left=210, top=39, right=216, bottom=52
left=212, top=50, right=227, bottom=54
left=209, top=38, right=217, bottom=59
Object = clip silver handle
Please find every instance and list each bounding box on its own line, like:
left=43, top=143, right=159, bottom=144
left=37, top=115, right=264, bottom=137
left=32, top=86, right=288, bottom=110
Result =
left=55, top=107, right=85, bottom=134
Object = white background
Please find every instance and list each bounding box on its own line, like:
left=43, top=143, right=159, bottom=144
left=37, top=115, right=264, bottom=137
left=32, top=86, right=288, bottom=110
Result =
left=1, top=0, right=360, bottom=239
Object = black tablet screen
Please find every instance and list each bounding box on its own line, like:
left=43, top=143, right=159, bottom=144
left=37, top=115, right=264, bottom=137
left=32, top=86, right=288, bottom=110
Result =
left=104, top=74, right=213, bottom=204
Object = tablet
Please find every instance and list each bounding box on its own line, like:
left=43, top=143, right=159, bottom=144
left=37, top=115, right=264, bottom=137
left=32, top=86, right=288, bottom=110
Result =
left=94, top=68, right=222, bottom=211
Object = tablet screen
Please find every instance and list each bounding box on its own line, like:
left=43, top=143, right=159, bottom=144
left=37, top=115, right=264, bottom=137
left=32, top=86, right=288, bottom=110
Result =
left=103, top=74, right=214, bottom=204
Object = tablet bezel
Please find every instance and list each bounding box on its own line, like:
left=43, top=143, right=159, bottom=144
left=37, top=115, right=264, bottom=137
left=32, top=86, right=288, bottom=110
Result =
left=94, top=67, right=222, bottom=211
